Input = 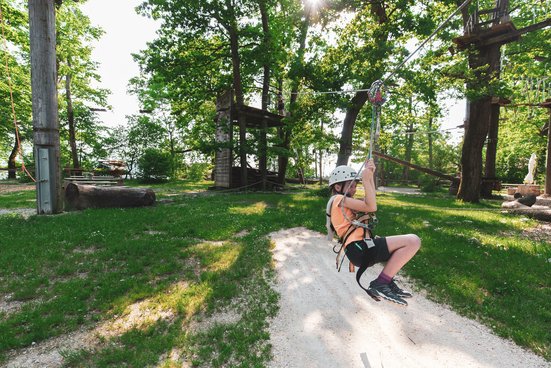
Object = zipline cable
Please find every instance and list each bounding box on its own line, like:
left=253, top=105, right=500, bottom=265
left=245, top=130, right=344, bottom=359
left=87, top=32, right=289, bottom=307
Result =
left=0, top=5, right=35, bottom=182
left=381, top=0, right=472, bottom=85
left=291, top=0, right=472, bottom=96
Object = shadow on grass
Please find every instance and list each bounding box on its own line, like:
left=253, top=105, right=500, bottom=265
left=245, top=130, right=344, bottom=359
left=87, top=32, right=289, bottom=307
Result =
left=0, top=191, right=324, bottom=366
left=1, top=190, right=549, bottom=364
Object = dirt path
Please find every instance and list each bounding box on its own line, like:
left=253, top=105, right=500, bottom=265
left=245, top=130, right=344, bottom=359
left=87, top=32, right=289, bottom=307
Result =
left=0, top=183, right=34, bottom=194
left=268, top=227, right=549, bottom=368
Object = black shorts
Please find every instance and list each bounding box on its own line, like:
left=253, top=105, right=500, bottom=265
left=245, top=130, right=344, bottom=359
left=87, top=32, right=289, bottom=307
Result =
left=345, top=237, right=390, bottom=268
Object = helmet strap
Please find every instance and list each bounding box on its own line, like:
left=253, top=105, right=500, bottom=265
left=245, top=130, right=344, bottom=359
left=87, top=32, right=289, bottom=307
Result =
left=334, top=181, right=353, bottom=196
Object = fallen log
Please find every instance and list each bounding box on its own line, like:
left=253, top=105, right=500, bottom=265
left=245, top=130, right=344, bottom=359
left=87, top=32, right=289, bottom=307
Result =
left=502, top=201, right=551, bottom=221
left=65, top=183, right=156, bottom=210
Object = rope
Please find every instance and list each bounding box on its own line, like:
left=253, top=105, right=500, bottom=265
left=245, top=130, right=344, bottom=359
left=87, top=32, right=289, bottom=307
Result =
left=0, top=5, right=35, bottom=182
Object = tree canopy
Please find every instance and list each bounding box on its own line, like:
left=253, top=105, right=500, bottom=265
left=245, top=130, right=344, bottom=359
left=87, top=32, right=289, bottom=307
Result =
left=1, top=0, right=549, bottom=197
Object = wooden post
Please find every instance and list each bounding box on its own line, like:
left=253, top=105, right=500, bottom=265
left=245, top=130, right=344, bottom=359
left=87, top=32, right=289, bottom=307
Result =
left=29, top=0, right=62, bottom=214
left=543, top=100, right=551, bottom=196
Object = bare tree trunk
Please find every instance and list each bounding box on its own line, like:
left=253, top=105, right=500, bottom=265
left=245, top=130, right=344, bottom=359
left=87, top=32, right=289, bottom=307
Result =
left=259, top=0, right=270, bottom=190
left=336, top=2, right=388, bottom=167
left=428, top=117, right=433, bottom=169
left=545, top=106, right=551, bottom=196
left=402, top=97, right=414, bottom=181
left=319, top=120, right=324, bottom=185
left=402, top=123, right=414, bottom=182
left=337, top=91, right=369, bottom=166
left=226, top=8, right=247, bottom=187
left=457, top=0, right=503, bottom=202
left=481, top=102, right=500, bottom=197
left=278, top=4, right=311, bottom=184
left=458, top=97, right=492, bottom=202
left=65, top=58, right=79, bottom=169
left=8, top=134, right=18, bottom=179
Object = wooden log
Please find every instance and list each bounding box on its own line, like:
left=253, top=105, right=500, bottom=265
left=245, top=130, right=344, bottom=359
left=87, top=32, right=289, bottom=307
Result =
left=504, top=208, right=551, bottom=222
left=65, top=183, right=155, bottom=210
left=502, top=201, right=551, bottom=222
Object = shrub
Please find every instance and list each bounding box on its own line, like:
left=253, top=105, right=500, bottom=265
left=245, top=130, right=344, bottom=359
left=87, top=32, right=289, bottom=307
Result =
left=185, top=163, right=211, bottom=181
left=419, top=175, right=439, bottom=193
left=138, top=148, right=171, bottom=183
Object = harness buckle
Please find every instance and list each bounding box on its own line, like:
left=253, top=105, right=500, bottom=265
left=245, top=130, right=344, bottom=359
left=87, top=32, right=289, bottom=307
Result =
left=364, top=238, right=376, bottom=249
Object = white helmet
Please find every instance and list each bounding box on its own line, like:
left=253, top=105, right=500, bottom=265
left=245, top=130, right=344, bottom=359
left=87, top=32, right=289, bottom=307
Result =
left=328, top=165, right=358, bottom=187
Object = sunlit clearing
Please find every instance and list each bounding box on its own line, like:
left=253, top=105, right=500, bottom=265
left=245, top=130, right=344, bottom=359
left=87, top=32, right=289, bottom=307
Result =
left=229, top=201, right=268, bottom=215
left=97, top=298, right=175, bottom=339
left=208, top=245, right=242, bottom=272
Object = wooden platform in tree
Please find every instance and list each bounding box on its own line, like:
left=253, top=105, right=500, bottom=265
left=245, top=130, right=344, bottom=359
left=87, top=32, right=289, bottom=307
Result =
left=231, top=105, right=284, bottom=128
left=453, top=21, right=519, bottom=50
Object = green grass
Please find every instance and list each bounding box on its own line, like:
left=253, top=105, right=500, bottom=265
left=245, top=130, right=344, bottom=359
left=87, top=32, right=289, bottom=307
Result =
left=0, top=188, right=35, bottom=208
left=0, top=182, right=549, bottom=365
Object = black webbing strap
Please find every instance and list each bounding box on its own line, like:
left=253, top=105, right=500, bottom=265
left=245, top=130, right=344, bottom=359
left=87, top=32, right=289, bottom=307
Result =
left=355, top=262, right=369, bottom=293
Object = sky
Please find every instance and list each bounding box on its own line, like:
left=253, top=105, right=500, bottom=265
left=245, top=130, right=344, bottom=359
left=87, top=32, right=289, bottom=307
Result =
left=80, top=0, right=465, bottom=147
left=80, top=0, right=160, bottom=127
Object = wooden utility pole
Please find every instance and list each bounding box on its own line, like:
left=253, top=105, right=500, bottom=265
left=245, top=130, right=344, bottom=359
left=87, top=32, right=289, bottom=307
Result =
left=29, top=0, right=63, bottom=214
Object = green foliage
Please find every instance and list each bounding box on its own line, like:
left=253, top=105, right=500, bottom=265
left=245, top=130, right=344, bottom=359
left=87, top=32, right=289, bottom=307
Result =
left=418, top=174, right=439, bottom=193
left=0, top=1, right=32, bottom=168
left=184, top=162, right=211, bottom=181
left=0, top=185, right=35, bottom=208
left=138, top=148, right=172, bottom=183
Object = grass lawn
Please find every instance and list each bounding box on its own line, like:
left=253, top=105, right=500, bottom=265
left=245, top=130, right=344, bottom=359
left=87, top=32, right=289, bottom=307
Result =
left=0, top=181, right=549, bottom=366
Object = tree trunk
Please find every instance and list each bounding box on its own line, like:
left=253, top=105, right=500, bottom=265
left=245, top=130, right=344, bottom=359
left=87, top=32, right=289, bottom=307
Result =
left=278, top=4, right=311, bottom=184
left=65, top=183, right=155, bottom=210
left=319, top=120, right=324, bottom=185
left=481, top=102, right=500, bottom=197
left=457, top=0, right=505, bottom=202
left=428, top=117, right=433, bottom=169
left=337, top=91, right=369, bottom=166
left=401, top=97, right=414, bottom=181
left=65, top=59, right=80, bottom=170
left=545, top=107, right=551, bottom=196
left=8, top=133, right=18, bottom=179
left=259, top=0, right=270, bottom=190
left=227, top=16, right=247, bottom=187
left=336, top=2, right=388, bottom=167
left=458, top=97, right=492, bottom=202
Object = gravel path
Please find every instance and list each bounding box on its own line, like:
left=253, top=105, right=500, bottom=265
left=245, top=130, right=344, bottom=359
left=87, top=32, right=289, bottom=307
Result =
left=268, top=227, right=549, bottom=368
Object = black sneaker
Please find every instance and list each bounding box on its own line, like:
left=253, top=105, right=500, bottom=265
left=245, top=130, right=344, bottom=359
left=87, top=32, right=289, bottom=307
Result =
left=368, top=280, right=408, bottom=306
left=389, top=279, right=412, bottom=298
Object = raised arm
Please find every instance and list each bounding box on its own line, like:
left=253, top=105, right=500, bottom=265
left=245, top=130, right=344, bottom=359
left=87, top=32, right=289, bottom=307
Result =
left=342, top=159, right=377, bottom=213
